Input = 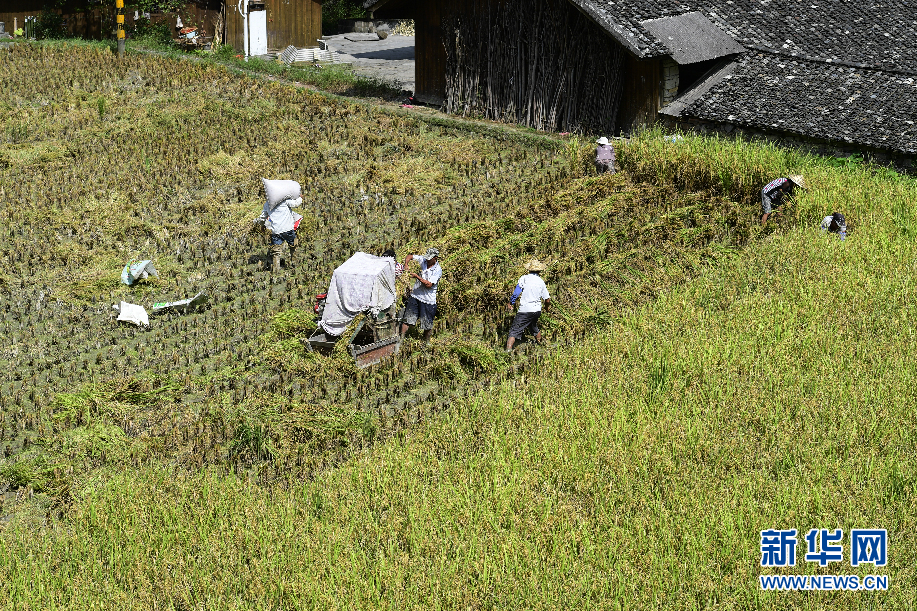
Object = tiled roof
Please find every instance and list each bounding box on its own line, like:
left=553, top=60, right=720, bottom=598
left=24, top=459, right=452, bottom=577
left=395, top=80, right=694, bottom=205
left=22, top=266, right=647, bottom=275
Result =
left=680, top=53, right=917, bottom=153
left=640, top=12, right=745, bottom=64
left=573, top=0, right=917, bottom=73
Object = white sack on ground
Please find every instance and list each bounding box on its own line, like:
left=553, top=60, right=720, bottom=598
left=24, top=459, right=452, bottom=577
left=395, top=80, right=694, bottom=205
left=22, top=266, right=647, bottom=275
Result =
left=121, top=260, right=158, bottom=286
left=116, top=302, right=149, bottom=326
left=320, top=252, right=396, bottom=336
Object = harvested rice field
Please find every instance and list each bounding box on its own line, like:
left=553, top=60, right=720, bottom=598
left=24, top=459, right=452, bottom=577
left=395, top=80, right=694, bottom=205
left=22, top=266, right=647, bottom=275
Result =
left=0, top=42, right=765, bottom=493
left=6, top=41, right=914, bottom=609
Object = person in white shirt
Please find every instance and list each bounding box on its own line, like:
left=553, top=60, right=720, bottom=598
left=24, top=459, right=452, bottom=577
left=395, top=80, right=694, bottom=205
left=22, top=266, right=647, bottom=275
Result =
left=506, top=259, right=550, bottom=352
left=256, top=179, right=304, bottom=273
left=400, top=247, right=441, bottom=341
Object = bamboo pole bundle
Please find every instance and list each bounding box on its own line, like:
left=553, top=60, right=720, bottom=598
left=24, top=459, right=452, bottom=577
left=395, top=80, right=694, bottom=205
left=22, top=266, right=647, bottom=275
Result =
left=443, top=0, right=625, bottom=134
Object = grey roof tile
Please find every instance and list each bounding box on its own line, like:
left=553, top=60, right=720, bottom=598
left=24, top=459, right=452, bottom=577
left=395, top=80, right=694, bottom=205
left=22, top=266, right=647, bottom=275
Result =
left=680, top=53, right=917, bottom=153
left=576, top=0, right=917, bottom=72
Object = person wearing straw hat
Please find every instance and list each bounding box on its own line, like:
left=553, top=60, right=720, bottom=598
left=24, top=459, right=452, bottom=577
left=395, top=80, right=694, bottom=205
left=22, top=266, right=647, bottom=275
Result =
left=506, top=259, right=551, bottom=352
left=400, top=247, right=441, bottom=342
left=761, top=175, right=805, bottom=225
left=595, top=136, right=616, bottom=174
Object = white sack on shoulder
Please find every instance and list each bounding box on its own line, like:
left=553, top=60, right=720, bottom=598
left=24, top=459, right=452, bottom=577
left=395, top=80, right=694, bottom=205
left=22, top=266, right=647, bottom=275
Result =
left=262, top=178, right=302, bottom=210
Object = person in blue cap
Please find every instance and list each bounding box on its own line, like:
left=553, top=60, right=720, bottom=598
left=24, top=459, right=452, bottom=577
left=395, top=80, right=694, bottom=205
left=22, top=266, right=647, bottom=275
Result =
left=820, top=212, right=847, bottom=240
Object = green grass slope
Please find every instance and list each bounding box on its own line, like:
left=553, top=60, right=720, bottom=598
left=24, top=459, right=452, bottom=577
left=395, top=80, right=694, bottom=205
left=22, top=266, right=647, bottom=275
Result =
left=3, top=141, right=916, bottom=608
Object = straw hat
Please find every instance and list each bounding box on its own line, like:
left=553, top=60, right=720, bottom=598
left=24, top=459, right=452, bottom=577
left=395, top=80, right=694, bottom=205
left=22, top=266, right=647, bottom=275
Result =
left=525, top=258, right=546, bottom=272
left=596, top=136, right=610, bottom=145
left=788, top=175, right=806, bottom=189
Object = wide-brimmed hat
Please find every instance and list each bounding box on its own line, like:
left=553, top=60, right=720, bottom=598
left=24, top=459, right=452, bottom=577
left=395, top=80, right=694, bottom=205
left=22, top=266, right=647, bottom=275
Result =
left=525, top=258, right=546, bottom=272
left=423, top=247, right=439, bottom=261
left=788, top=175, right=806, bottom=189
left=596, top=136, right=610, bottom=145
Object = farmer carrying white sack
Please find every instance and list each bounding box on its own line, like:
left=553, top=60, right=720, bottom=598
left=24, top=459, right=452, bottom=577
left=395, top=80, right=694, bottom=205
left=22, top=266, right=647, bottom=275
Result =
left=255, top=178, right=304, bottom=273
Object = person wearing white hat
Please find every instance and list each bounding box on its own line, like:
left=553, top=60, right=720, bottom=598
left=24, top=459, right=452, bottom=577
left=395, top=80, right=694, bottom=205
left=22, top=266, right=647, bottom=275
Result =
left=506, top=258, right=551, bottom=352
left=595, top=136, right=616, bottom=174
left=761, top=175, right=805, bottom=225
left=400, top=247, right=441, bottom=341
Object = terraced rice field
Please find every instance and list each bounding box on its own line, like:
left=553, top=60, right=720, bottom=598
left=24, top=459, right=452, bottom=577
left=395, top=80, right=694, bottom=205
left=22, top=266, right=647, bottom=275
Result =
left=1, top=42, right=761, bottom=502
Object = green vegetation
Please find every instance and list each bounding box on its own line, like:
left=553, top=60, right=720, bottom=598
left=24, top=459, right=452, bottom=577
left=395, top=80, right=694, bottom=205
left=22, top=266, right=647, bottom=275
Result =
left=1, top=42, right=916, bottom=608
left=321, top=0, right=368, bottom=35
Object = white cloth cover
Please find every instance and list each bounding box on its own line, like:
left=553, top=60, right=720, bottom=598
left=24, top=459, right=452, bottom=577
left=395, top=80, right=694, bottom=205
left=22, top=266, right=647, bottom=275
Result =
left=319, top=252, right=396, bottom=336
left=116, top=302, right=149, bottom=327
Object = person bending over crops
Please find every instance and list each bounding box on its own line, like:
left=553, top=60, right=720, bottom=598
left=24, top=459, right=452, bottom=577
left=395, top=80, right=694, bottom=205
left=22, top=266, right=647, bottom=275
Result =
left=400, top=248, right=441, bottom=342
left=595, top=137, right=615, bottom=174
left=761, top=175, right=804, bottom=225
left=256, top=178, right=304, bottom=273
left=820, top=211, right=847, bottom=240
left=506, top=259, right=551, bottom=352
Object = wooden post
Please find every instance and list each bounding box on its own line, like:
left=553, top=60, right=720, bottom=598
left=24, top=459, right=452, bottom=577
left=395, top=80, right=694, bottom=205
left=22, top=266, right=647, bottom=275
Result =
left=116, top=0, right=125, bottom=57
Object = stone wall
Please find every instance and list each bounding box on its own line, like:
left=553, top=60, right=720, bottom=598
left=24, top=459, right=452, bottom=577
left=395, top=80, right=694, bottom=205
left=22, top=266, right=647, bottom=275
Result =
left=665, top=115, right=916, bottom=174
left=661, top=58, right=679, bottom=107
left=338, top=19, right=408, bottom=34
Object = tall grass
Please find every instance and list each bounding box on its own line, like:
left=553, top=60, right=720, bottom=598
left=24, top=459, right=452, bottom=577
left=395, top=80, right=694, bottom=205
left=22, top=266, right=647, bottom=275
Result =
left=2, top=135, right=916, bottom=608
left=618, top=127, right=917, bottom=232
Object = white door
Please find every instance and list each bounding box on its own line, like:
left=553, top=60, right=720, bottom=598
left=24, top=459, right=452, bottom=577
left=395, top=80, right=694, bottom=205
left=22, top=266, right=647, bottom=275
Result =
left=248, top=7, right=268, bottom=56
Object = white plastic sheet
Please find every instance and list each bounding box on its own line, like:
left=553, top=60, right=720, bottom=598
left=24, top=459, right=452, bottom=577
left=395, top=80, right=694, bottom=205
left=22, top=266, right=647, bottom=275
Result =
left=121, top=260, right=158, bottom=286
left=116, top=302, right=149, bottom=327
left=151, top=291, right=208, bottom=314
left=319, top=252, right=396, bottom=336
